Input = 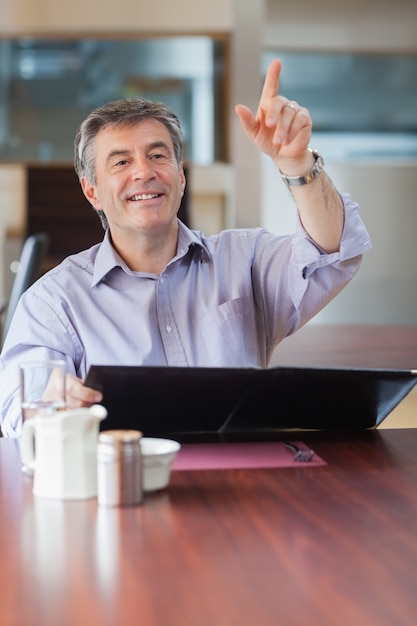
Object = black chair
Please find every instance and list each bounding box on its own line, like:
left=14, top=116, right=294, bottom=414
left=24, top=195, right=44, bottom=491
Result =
left=1, top=233, right=49, bottom=346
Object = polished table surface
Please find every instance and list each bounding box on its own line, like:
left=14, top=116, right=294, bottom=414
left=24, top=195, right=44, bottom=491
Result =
left=1, top=324, right=417, bottom=626
left=1, top=429, right=417, bottom=626
left=271, top=323, right=417, bottom=369
left=272, top=323, right=417, bottom=429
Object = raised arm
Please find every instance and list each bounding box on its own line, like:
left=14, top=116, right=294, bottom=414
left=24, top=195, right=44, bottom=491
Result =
left=235, top=59, right=344, bottom=253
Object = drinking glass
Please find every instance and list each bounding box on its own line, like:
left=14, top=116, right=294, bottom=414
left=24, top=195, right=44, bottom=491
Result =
left=19, top=359, right=66, bottom=474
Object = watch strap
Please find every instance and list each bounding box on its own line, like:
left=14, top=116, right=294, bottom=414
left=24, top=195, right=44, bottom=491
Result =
left=280, top=148, right=324, bottom=187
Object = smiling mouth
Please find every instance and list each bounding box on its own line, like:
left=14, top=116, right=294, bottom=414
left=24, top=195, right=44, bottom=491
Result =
left=129, top=193, right=161, bottom=201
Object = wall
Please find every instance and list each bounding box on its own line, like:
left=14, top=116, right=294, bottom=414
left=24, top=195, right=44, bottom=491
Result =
left=262, top=155, right=417, bottom=326
left=320, top=162, right=417, bottom=326
left=0, top=0, right=234, bottom=33
left=0, top=165, right=25, bottom=300
left=264, top=0, right=417, bottom=52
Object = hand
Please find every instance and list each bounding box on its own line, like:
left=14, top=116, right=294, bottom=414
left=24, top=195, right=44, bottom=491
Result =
left=235, top=59, right=313, bottom=172
left=65, top=373, right=103, bottom=409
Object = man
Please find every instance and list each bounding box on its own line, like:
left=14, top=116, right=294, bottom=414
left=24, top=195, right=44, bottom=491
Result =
left=0, top=59, right=371, bottom=437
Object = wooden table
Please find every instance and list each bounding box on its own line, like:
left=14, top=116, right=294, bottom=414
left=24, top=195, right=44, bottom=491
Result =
left=271, top=323, right=417, bottom=369
left=271, top=323, right=417, bottom=428
left=1, top=324, right=417, bottom=625
left=1, top=428, right=417, bottom=626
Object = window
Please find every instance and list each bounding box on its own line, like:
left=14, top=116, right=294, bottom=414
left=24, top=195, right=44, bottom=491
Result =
left=0, top=36, right=229, bottom=165
left=262, top=50, right=417, bottom=160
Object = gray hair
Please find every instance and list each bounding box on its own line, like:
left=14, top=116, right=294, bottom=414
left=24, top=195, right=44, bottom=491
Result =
left=74, top=98, right=184, bottom=229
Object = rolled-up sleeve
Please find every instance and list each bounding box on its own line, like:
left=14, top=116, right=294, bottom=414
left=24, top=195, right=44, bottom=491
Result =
left=288, top=192, right=371, bottom=308
left=293, top=193, right=371, bottom=278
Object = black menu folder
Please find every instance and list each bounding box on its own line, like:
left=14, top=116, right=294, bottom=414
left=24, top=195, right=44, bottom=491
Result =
left=84, top=365, right=417, bottom=436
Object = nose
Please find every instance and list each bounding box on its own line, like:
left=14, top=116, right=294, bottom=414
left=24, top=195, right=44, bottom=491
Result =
left=132, top=156, right=156, bottom=181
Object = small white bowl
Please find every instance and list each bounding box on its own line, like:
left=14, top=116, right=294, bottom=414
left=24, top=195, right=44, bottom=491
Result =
left=140, top=437, right=181, bottom=491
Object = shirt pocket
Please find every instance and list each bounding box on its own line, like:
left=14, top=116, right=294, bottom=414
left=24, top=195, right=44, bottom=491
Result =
left=199, top=297, right=258, bottom=366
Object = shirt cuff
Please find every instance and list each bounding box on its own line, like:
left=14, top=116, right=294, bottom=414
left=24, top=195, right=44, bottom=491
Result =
left=292, top=192, right=372, bottom=279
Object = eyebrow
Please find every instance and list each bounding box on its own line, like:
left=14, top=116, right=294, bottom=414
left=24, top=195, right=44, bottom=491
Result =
left=105, top=149, right=130, bottom=167
left=105, top=141, right=173, bottom=167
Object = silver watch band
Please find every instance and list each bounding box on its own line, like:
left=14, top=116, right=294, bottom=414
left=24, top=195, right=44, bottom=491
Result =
left=280, top=148, right=325, bottom=187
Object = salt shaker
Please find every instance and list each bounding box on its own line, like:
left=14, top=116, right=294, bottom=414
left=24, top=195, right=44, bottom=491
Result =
left=97, top=429, right=143, bottom=506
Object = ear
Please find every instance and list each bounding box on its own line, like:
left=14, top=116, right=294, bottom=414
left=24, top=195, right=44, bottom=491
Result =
left=81, top=177, right=102, bottom=211
left=179, top=164, right=186, bottom=198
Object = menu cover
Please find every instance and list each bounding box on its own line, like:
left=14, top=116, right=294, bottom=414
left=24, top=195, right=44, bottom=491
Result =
left=84, top=365, right=417, bottom=437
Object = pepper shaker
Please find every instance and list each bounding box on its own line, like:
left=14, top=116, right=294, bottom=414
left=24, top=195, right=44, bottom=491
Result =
left=97, top=429, right=143, bottom=506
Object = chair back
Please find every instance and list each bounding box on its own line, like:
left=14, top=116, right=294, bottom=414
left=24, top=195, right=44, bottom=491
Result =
left=2, top=233, right=49, bottom=344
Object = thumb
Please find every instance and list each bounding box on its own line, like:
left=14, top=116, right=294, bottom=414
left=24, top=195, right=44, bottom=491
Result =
left=235, top=104, right=257, bottom=140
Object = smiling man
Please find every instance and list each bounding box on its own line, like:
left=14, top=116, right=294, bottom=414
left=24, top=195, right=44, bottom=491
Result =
left=80, top=118, right=186, bottom=274
left=0, top=59, right=371, bottom=437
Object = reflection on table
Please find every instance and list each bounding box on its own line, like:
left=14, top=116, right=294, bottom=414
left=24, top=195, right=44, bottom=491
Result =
left=2, top=427, right=417, bottom=626
left=1, top=324, right=417, bottom=625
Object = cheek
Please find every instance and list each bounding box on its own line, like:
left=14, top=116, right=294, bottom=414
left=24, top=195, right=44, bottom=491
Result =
left=99, top=176, right=122, bottom=201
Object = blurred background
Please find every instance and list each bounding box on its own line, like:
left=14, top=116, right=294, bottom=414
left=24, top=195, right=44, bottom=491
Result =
left=0, top=0, right=416, bottom=326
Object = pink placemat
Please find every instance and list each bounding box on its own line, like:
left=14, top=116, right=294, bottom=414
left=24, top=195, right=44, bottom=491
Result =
left=171, top=441, right=326, bottom=471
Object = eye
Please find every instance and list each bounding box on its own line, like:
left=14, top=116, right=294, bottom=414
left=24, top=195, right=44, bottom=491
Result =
left=115, top=159, right=129, bottom=167
left=150, top=153, right=167, bottom=161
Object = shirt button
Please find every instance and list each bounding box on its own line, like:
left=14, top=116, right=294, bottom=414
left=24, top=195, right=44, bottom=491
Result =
left=165, top=325, right=172, bottom=333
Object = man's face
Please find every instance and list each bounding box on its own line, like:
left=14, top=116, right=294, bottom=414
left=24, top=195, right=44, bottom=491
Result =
left=81, top=119, right=186, bottom=241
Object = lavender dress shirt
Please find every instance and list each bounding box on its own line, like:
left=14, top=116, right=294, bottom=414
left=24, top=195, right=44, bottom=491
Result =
left=0, top=192, right=371, bottom=436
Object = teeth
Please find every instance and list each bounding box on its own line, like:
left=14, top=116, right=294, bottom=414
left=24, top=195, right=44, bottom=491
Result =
left=130, top=193, right=159, bottom=201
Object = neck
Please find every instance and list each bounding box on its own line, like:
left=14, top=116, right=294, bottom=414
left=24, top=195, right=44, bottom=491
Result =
left=110, top=224, right=179, bottom=275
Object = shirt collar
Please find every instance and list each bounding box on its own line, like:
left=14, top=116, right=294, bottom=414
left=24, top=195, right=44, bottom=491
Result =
left=91, top=221, right=211, bottom=287
left=91, top=230, right=125, bottom=287
left=176, top=220, right=212, bottom=263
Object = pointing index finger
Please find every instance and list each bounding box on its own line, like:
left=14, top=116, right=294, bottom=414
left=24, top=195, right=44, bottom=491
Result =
left=257, top=59, right=282, bottom=116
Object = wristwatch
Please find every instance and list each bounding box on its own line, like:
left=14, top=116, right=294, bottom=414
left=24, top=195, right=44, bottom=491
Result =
left=280, top=148, right=324, bottom=187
